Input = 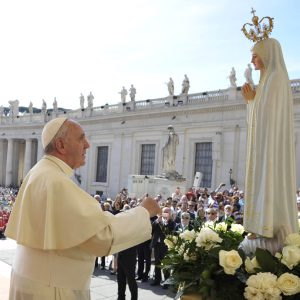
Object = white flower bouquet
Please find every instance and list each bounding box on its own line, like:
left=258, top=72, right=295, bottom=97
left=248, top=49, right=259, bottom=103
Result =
left=162, top=224, right=300, bottom=300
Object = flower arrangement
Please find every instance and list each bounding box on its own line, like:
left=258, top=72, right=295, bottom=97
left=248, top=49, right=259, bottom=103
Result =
left=162, top=224, right=300, bottom=300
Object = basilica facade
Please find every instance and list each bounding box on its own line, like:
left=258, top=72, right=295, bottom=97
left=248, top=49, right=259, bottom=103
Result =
left=1, top=79, right=300, bottom=198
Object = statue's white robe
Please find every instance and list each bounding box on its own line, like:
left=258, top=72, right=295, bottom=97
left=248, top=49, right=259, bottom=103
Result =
left=243, top=38, right=298, bottom=240
left=5, top=155, right=151, bottom=300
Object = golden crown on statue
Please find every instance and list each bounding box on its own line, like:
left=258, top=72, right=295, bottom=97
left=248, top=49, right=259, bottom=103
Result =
left=241, top=8, right=274, bottom=42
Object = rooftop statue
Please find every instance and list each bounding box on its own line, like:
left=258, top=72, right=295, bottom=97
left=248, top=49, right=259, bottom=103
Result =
left=167, top=77, right=174, bottom=96
left=119, top=87, right=128, bottom=103
left=181, top=74, right=190, bottom=94
left=80, top=93, right=85, bottom=109
left=87, top=92, right=94, bottom=109
left=244, top=63, right=254, bottom=88
left=229, top=67, right=237, bottom=88
left=129, top=84, right=136, bottom=101
left=8, top=100, right=19, bottom=117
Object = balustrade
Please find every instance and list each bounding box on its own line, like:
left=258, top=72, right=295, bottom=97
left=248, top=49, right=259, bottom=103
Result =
left=0, top=79, right=299, bottom=125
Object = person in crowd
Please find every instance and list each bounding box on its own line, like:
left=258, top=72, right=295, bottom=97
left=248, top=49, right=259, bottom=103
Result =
left=231, top=195, right=241, bottom=212
left=129, top=198, right=137, bottom=208
left=218, top=205, right=235, bottom=223
left=103, top=201, right=112, bottom=212
left=136, top=238, right=152, bottom=283
left=172, top=187, right=182, bottom=201
left=297, top=199, right=300, bottom=219
left=150, top=207, right=176, bottom=288
left=115, top=207, right=139, bottom=300
left=5, top=117, right=160, bottom=300
left=187, top=201, right=197, bottom=219
left=238, top=190, right=245, bottom=213
left=208, top=192, right=223, bottom=209
left=175, top=201, right=190, bottom=223
left=205, top=207, right=218, bottom=224
left=196, top=205, right=206, bottom=223
left=0, top=210, right=8, bottom=239
left=175, top=212, right=193, bottom=233
left=93, top=194, right=102, bottom=203
left=186, top=189, right=196, bottom=202
left=122, top=204, right=130, bottom=211
left=117, top=244, right=138, bottom=300
left=112, top=199, right=122, bottom=214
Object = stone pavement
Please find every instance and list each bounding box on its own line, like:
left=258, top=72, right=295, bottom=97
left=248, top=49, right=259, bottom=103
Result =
left=0, top=239, right=176, bottom=300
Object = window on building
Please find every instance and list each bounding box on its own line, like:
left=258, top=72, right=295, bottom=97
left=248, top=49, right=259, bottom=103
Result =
left=195, top=142, right=212, bottom=188
left=96, top=146, right=108, bottom=183
left=140, top=144, right=155, bottom=175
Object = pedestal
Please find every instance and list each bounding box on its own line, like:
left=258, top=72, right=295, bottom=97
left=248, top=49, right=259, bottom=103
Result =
left=227, top=87, right=237, bottom=100
left=128, top=175, right=186, bottom=199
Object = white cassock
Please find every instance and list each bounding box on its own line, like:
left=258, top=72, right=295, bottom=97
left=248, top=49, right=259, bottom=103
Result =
left=5, top=155, right=151, bottom=300
left=243, top=38, right=298, bottom=250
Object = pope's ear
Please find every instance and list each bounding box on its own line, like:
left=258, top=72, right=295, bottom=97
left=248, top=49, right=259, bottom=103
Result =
left=55, top=138, right=67, bottom=154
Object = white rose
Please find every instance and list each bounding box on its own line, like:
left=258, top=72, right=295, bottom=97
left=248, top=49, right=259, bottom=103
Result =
left=215, top=222, right=227, bottom=232
left=230, top=223, right=245, bottom=234
left=247, top=275, right=261, bottom=288
left=264, top=287, right=282, bottom=300
left=247, top=273, right=278, bottom=290
left=183, top=252, right=197, bottom=261
left=244, top=286, right=264, bottom=300
left=277, top=273, right=300, bottom=296
left=164, top=238, right=175, bottom=249
left=178, top=245, right=185, bottom=255
left=195, top=227, right=222, bottom=250
left=281, top=245, right=300, bottom=269
left=259, top=273, right=278, bottom=291
left=219, top=250, right=242, bottom=275
left=180, top=229, right=197, bottom=241
left=245, top=256, right=261, bottom=274
left=202, top=221, right=216, bottom=228
left=285, top=233, right=300, bottom=247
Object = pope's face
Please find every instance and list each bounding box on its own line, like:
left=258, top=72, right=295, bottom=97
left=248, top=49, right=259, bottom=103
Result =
left=64, top=121, right=90, bottom=169
left=251, top=53, right=264, bottom=70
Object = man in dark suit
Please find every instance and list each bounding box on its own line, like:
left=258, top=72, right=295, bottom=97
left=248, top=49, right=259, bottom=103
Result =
left=117, top=245, right=138, bottom=300
left=175, top=212, right=194, bottom=233
left=150, top=207, right=176, bottom=287
left=218, top=204, right=235, bottom=224
left=136, top=216, right=157, bottom=282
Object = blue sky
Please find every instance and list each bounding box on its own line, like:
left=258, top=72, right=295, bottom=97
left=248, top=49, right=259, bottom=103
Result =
left=0, top=0, right=299, bottom=110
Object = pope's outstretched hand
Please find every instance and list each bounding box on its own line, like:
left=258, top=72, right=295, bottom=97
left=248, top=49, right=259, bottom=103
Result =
left=140, top=197, right=161, bottom=217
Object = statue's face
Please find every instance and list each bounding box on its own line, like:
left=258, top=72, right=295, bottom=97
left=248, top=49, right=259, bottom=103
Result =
left=251, top=53, right=264, bottom=70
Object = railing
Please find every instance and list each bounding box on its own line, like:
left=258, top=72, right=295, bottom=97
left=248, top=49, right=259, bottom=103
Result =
left=1, top=79, right=300, bottom=125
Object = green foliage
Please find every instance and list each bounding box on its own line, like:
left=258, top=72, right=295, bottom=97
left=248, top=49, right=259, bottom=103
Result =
left=162, top=224, right=245, bottom=299
left=162, top=227, right=300, bottom=299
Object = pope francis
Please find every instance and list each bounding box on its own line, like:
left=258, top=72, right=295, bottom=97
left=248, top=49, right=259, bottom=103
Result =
left=5, top=117, right=160, bottom=300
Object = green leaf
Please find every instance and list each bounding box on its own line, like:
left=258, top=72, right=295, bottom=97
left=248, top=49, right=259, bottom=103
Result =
left=255, top=248, right=278, bottom=273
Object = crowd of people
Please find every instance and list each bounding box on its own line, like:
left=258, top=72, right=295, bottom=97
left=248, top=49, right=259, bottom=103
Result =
left=0, top=187, right=17, bottom=239
left=2, top=183, right=300, bottom=299
left=92, top=182, right=300, bottom=299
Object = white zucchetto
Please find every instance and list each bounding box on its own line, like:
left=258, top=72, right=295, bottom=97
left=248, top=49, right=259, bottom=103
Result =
left=42, top=117, right=67, bottom=149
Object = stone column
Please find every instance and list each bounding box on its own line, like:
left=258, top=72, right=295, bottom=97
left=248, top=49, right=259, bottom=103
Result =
left=5, top=139, right=13, bottom=186
left=0, top=139, right=5, bottom=185
left=37, top=138, right=44, bottom=161
left=23, top=139, right=32, bottom=177
left=232, top=125, right=240, bottom=182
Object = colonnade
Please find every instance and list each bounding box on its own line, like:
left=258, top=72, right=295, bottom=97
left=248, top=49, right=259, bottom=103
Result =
left=0, top=138, right=41, bottom=187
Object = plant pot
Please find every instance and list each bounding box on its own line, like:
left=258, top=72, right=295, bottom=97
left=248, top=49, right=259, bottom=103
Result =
left=180, top=293, right=203, bottom=300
